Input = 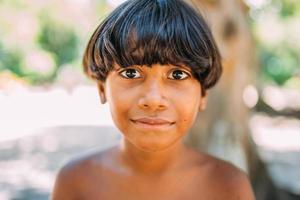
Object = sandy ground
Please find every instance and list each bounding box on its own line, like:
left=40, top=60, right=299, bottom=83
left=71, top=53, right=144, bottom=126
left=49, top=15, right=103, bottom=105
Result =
left=0, top=126, right=121, bottom=200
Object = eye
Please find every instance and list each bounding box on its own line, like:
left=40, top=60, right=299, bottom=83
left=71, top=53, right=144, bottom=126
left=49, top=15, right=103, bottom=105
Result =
left=168, top=69, right=190, bottom=80
left=120, top=68, right=142, bottom=79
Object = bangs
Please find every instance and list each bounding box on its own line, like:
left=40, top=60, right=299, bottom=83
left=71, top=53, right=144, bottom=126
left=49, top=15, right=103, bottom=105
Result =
left=109, top=2, right=211, bottom=71
left=83, top=0, right=222, bottom=90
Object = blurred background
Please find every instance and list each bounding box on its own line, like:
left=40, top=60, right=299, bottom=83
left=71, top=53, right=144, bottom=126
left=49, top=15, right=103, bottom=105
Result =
left=0, top=0, right=299, bottom=199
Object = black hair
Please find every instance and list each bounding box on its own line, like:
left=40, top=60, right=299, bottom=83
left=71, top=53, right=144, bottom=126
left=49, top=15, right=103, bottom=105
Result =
left=83, top=0, right=222, bottom=96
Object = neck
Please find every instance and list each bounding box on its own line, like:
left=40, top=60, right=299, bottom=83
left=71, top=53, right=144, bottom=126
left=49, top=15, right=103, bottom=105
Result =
left=118, top=138, right=188, bottom=176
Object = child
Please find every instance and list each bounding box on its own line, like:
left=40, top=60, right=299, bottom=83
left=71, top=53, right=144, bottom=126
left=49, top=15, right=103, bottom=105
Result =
left=52, top=0, right=255, bottom=199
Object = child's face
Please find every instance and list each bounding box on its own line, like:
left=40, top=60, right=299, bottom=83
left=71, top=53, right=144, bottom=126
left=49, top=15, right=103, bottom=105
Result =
left=97, top=64, right=207, bottom=152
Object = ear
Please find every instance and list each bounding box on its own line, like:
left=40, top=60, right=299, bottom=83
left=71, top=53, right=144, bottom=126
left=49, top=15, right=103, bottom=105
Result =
left=199, top=93, right=207, bottom=111
left=97, top=82, right=107, bottom=104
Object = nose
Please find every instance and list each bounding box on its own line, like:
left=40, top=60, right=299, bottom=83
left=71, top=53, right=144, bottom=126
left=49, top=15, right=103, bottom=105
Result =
left=138, top=79, right=168, bottom=111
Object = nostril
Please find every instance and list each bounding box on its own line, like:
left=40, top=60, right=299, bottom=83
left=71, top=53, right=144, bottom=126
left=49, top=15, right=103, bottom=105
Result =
left=138, top=98, right=168, bottom=110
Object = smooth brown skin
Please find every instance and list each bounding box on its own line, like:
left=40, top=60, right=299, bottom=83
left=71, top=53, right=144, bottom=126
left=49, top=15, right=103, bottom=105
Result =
left=52, top=64, right=255, bottom=200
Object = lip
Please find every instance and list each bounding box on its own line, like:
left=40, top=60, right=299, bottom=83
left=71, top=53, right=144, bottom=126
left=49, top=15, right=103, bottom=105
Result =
left=130, top=118, right=175, bottom=131
left=131, top=118, right=174, bottom=125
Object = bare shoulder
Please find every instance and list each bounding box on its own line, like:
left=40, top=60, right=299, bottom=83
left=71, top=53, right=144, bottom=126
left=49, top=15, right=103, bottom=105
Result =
left=194, top=152, right=256, bottom=200
left=51, top=146, right=116, bottom=200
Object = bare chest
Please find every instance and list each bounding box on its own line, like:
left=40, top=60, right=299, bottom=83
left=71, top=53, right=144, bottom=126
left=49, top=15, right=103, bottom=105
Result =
left=75, top=172, right=210, bottom=200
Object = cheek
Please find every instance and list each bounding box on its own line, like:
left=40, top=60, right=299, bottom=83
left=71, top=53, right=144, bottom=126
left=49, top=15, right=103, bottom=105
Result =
left=171, top=86, right=200, bottom=130
left=177, top=104, right=199, bottom=128
left=106, top=87, right=126, bottom=119
left=106, top=85, right=137, bottom=129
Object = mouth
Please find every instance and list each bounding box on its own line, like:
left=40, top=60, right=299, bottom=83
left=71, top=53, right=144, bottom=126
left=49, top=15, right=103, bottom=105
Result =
left=130, top=118, right=175, bottom=131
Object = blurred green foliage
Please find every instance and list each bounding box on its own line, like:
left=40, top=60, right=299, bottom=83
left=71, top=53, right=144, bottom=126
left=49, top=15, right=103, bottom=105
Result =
left=0, top=0, right=299, bottom=88
left=260, top=45, right=299, bottom=85
left=37, top=19, right=79, bottom=67
left=0, top=43, right=23, bottom=76
left=0, top=0, right=110, bottom=85
left=36, top=18, right=79, bottom=82
left=252, top=0, right=300, bottom=86
left=277, top=0, right=300, bottom=18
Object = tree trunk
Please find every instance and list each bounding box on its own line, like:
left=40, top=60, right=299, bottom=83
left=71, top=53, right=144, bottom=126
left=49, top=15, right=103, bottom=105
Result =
left=184, top=0, right=279, bottom=199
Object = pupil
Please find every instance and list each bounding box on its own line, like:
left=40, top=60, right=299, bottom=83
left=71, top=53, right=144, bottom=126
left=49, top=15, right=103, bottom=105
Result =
left=173, top=70, right=183, bottom=79
left=126, top=69, right=136, bottom=78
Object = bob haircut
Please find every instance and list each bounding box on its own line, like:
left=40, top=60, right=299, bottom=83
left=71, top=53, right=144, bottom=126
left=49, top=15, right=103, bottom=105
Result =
left=83, top=0, right=222, bottom=96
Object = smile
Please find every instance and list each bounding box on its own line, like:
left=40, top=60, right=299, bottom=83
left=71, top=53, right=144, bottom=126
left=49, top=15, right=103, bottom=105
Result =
left=130, top=118, right=175, bottom=131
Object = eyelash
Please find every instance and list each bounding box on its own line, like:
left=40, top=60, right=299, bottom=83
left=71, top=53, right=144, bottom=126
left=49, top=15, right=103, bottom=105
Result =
left=119, top=68, right=142, bottom=79
left=119, top=68, right=190, bottom=80
left=168, top=69, right=190, bottom=80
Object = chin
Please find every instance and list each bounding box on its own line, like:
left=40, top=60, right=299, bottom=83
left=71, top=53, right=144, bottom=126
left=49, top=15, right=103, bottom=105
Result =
left=134, top=139, right=179, bottom=153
